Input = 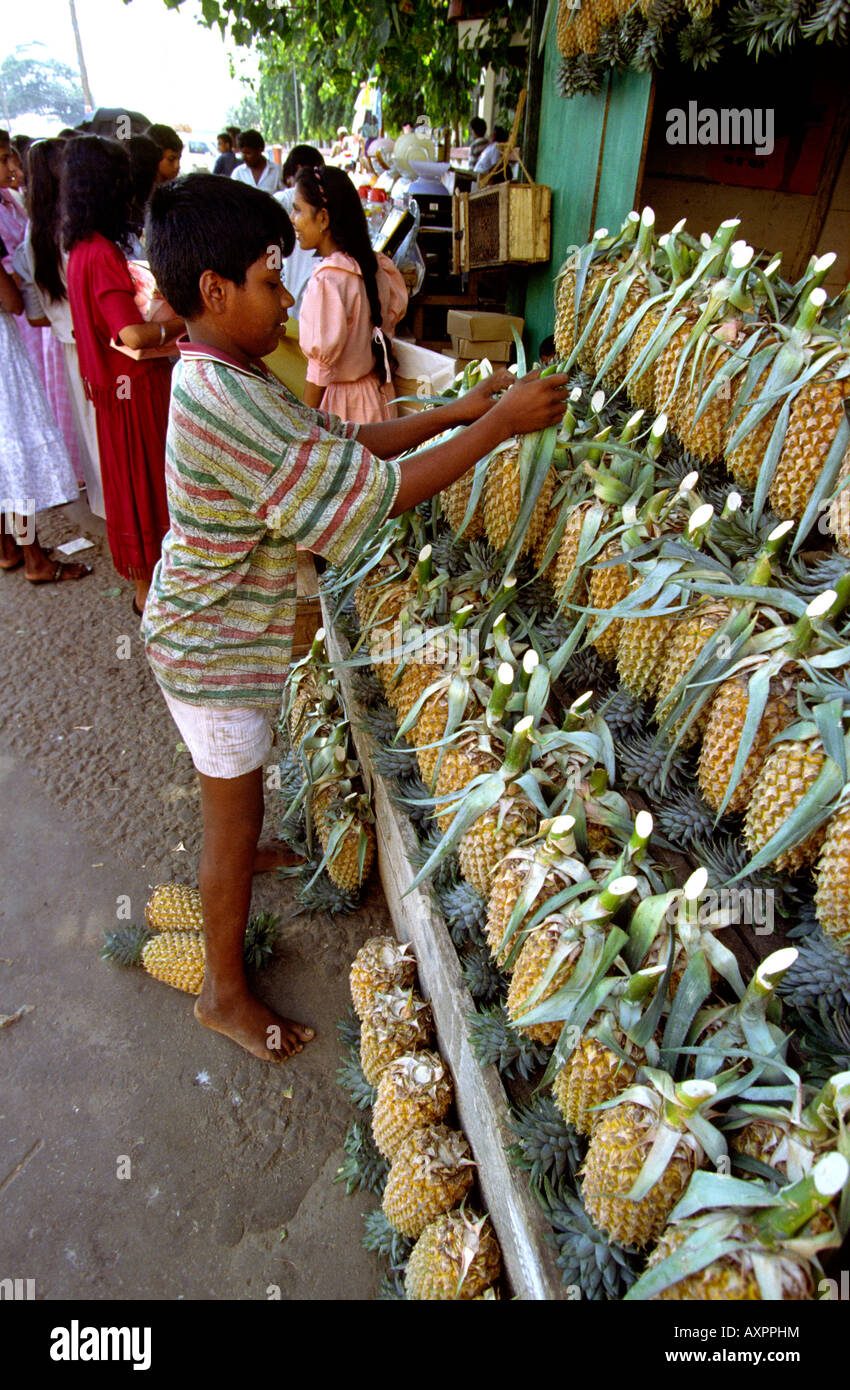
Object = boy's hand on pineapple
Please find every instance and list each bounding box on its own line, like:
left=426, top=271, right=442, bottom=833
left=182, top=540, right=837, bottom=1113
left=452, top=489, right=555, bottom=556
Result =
left=491, top=370, right=570, bottom=435
left=455, top=368, right=516, bottom=421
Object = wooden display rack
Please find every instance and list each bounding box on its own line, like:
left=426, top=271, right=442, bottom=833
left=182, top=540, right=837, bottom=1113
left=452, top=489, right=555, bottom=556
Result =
left=321, top=597, right=568, bottom=1301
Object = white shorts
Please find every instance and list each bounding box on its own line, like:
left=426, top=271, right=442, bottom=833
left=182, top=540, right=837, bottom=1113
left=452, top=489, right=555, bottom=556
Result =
left=161, top=690, right=274, bottom=779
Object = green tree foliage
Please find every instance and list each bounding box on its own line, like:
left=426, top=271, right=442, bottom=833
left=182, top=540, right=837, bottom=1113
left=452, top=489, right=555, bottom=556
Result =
left=0, top=45, right=85, bottom=126
left=166, top=0, right=528, bottom=140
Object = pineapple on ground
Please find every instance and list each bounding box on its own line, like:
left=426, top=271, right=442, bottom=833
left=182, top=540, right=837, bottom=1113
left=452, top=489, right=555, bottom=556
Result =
left=742, top=735, right=827, bottom=874
left=382, top=1124, right=475, bottom=1237
left=359, top=986, right=434, bottom=1085
left=349, top=936, right=416, bottom=1019
left=101, top=913, right=278, bottom=995
left=145, top=883, right=204, bottom=932
left=697, top=673, right=795, bottom=814
left=404, top=1209, right=501, bottom=1300
left=581, top=1078, right=716, bottom=1249
left=371, top=1051, right=454, bottom=1160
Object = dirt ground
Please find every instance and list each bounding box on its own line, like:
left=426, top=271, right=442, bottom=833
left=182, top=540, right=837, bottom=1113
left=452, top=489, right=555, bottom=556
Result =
left=0, top=496, right=389, bottom=1301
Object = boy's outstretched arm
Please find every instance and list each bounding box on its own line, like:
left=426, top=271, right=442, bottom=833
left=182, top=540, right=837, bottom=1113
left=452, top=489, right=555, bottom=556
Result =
left=356, top=368, right=516, bottom=459
left=385, top=371, right=570, bottom=518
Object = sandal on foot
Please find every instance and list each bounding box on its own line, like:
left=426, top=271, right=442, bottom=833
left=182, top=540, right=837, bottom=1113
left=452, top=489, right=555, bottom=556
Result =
left=26, top=560, right=92, bottom=585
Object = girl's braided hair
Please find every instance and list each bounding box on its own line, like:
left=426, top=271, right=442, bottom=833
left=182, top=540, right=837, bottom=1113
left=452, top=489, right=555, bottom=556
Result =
left=295, top=164, right=394, bottom=384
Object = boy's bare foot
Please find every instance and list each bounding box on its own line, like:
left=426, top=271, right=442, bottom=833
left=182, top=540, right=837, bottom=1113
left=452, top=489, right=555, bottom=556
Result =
left=194, top=984, right=314, bottom=1062
left=252, top=839, right=305, bottom=873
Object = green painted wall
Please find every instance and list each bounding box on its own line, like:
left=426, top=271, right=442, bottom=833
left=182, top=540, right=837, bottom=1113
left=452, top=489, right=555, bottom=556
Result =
left=523, top=39, right=653, bottom=355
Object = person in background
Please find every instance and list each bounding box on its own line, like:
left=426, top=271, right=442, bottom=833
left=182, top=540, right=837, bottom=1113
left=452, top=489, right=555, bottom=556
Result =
left=293, top=163, right=407, bottom=424
left=0, top=232, right=89, bottom=584
left=12, top=137, right=104, bottom=516
left=468, top=115, right=488, bottom=168
left=474, top=124, right=509, bottom=181
left=274, top=144, right=324, bottom=321
left=231, top=130, right=282, bottom=193
left=213, top=132, right=238, bottom=177
left=539, top=334, right=556, bottom=367
left=63, top=135, right=185, bottom=612
left=10, top=135, right=32, bottom=192
left=145, top=123, right=183, bottom=184
left=226, top=125, right=241, bottom=151
left=126, top=135, right=161, bottom=257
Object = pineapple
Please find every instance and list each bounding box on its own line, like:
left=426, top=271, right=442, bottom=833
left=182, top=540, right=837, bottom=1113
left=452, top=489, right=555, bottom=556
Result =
left=574, top=1, right=602, bottom=54
left=556, top=0, right=581, bottom=56
left=624, top=304, right=663, bottom=412
left=588, top=539, right=630, bottom=662
left=552, top=1031, right=639, bottom=1135
left=349, top=936, right=416, bottom=1019
left=404, top=1209, right=501, bottom=1300
left=615, top=579, right=678, bottom=700
left=485, top=818, right=589, bottom=969
left=581, top=1077, right=716, bottom=1248
left=101, top=914, right=278, bottom=994
left=669, top=336, right=738, bottom=465
left=815, top=803, right=850, bottom=951
left=386, top=659, right=445, bottom=724
left=594, top=276, right=652, bottom=389
left=554, top=264, right=579, bottom=361
left=483, top=439, right=557, bottom=556
left=433, top=733, right=500, bottom=831
left=697, top=673, right=795, bottom=814
left=371, top=1051, right=454, bottom=1160
left=145, top=883, right=204, bottom=932
left=457, top=785, right=539, bottom=898
left=506, top=914, right=584, bottom=1045
left=360, top=987, right=434, bottom=1085
left=288, top=666, right=322, bottom=748
left=769, top=375, right=850, bottom=521
left=441, top=468, right=485, bottom=540
left=311, top=780, right=376, bottom=893
left=723, top=361, right=780, bottom=489
left=382, top=1124, right=475, bottom=1237
left=743, top=735, right=827, bottom=874
left=646, top=1224, right=813, bottom=1300
left=551, top=500, right=594, bottom=605
left=414, top=681, right=481, bottom=786
left=654, top=601, right=730, bottom=747
left=827, top=440, right=850, bottom=556
left=653, top=317, right=696, bottom=421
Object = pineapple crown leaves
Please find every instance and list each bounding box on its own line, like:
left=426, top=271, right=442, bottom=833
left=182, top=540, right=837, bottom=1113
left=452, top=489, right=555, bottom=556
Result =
left=801, top=0, right=850, bottom=41
left=361, top=1207, right=413, bottom=1266
left=779, top=927, right=850, bottom=1012
left=468, top=1001, right=551, bottom=1079
left=101, top=924, right=154, bottom=967
left=593, top=1072, right=727, bottom=1203
left=508, top=1094, right=585, bottom=1186
left=294, top=866, right=359, bottom=916
left=335, top=1010, right=361, bottom=1050
left=335, top=1120, right=390, bottom=1197
left=461, top=941, right=507, bottom=1003
left=243, top=911, right=281, bottom=971
left=399, top=1124, right=476, bottom=1182
left=535, top=1175, right=638, bottom=1298
left=335, top=1045, right=377, bottom=1111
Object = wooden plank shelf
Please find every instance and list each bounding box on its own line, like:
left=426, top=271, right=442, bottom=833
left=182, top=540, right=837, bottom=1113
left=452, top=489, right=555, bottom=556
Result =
left=321, top=597, right=568, bottom=1301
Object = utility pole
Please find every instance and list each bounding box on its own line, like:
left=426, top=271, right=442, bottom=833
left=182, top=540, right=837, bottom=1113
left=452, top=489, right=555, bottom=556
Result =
left=68, top=0, right=95, bottom=113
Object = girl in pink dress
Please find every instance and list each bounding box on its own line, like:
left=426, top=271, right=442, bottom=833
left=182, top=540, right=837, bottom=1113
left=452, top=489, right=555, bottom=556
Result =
left=292, top=165, right=407, bottom=425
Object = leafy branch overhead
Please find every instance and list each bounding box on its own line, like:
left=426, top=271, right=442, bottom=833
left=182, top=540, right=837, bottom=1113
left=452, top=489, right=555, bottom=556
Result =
left=166, top=0, right=529, bottom=132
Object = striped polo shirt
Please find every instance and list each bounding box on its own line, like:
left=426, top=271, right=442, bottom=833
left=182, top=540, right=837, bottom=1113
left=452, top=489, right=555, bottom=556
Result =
left=143, top=342, right=399, bottom=707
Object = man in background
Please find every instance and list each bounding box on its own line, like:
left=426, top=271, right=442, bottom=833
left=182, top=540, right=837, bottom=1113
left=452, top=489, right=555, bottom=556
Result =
left=213, top=132, right=239, bottom=177
left=231, top=130, right=282, bottom=193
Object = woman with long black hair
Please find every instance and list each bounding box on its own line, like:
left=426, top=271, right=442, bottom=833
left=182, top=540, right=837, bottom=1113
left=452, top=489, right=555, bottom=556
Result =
left=291, top=164, right=407, bottom=424
left=63, top=135, right=184, bottom=610
left=12, top=137, right=104, bottom=517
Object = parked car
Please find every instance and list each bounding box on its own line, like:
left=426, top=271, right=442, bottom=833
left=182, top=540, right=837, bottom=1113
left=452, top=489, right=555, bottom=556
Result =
left=184, top=139, right=216, bottom=173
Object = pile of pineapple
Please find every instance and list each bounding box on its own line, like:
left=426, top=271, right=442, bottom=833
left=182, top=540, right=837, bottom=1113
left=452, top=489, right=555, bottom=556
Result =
left=318, top=206, right=850, bottom=1297
left=336, top=935, right=502, bottom=1300
left=281, top=627, right=376, bottom=898
left=554, top=0, right=849, bottom=97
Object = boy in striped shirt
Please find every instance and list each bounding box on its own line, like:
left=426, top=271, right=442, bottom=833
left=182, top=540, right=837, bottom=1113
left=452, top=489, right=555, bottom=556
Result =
left=143, top=173, right=568, bottom=1065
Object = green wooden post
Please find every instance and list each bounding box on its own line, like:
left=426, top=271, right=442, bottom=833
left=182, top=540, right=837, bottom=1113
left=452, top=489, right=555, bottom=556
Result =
left=523, top=33, right=652, bottom=355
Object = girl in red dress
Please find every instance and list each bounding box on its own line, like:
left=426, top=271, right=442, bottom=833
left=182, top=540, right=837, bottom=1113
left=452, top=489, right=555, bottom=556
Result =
left=63, top=136, right=184, bottom=611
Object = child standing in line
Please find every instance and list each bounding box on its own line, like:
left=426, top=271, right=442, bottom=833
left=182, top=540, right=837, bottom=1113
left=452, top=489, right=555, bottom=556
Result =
left=143, top=172, right=569, bottom=1066
left=293, top=164, right=408, bottom=425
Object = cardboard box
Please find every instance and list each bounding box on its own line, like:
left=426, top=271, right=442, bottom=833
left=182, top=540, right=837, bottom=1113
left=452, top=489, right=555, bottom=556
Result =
left=445, top=309, right=524, bottom=342
left=450, top=336, right=513, bottom=362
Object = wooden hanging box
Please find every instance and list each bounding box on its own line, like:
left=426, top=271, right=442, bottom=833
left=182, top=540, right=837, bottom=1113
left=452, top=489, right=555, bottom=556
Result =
left=453, top=181, right=551, bottom=272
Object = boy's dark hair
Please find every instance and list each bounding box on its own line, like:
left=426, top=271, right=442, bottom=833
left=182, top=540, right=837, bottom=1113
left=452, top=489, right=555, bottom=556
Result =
left=282, top=144, right=323, bottom=184
left=492, top=125, right=509, bottom=143
left=539, top=334, right=556, bottom=358
left=469, top=116, right=486, bottom=138
left=238, top=129, right=265, bottom=153
left=62, top=135, right=132, bottom=253
left=145, top=122, right=184, bottom=154
left=0, top=129, right=10, bottom=150
left=146, top=172, right=294, bottom=318
left=217, top=131, right=232, bottom=147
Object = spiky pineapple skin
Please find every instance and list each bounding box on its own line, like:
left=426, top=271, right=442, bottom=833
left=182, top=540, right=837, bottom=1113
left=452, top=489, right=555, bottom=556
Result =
left=404, top=1211, right=501, bottom=1300
left=506, top=918, right=579, bottom=1045
left=349, top=937, right=416, bottom=1020
left=360, top=999, right=434, bottom=1086
left=743, top=738, right=827, bottom=874
left=551, top=501, right=593, bottom=604
left=483, top=441, right=557, bottom=555
left=382, top=1125, right=475, bottom=1238
left=371, top=1051, right=454, bottom=1160
left=589, top=540, right=630, bottom=662
left=485, top=857, right=569, bottom=969
left=769, top=378, right=850, bottom=521
left=141, top=930, right=205, bottom=994
left=434, top=739, right=500, bottom=830
left=616, top=592, right=676, bottom=701
left=655, top=606, right=728, bottom=747
left=458, top=794, right=538, bottom=899
left=827, top=442, right=850, bottom=557
left=311, top=784, right=376, bottom=893
left=441, top=468, right=485, bottom=540
left=647, top=1225, right=812, bottom=1300
left=145, top=883, right=204, bottom=932
left=581, top=1101, right=702, bottom=1248
left=698, top=677, right=794, bottom=814
left=669, top=340, right=736, bottom=465
left=814, top=804, right=850, bottom=952
left=552, top=1035, right=638, bottom=1135
left=624, top=305, right=661, bottom=411
left=723, top=363, right=779, bottom=490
